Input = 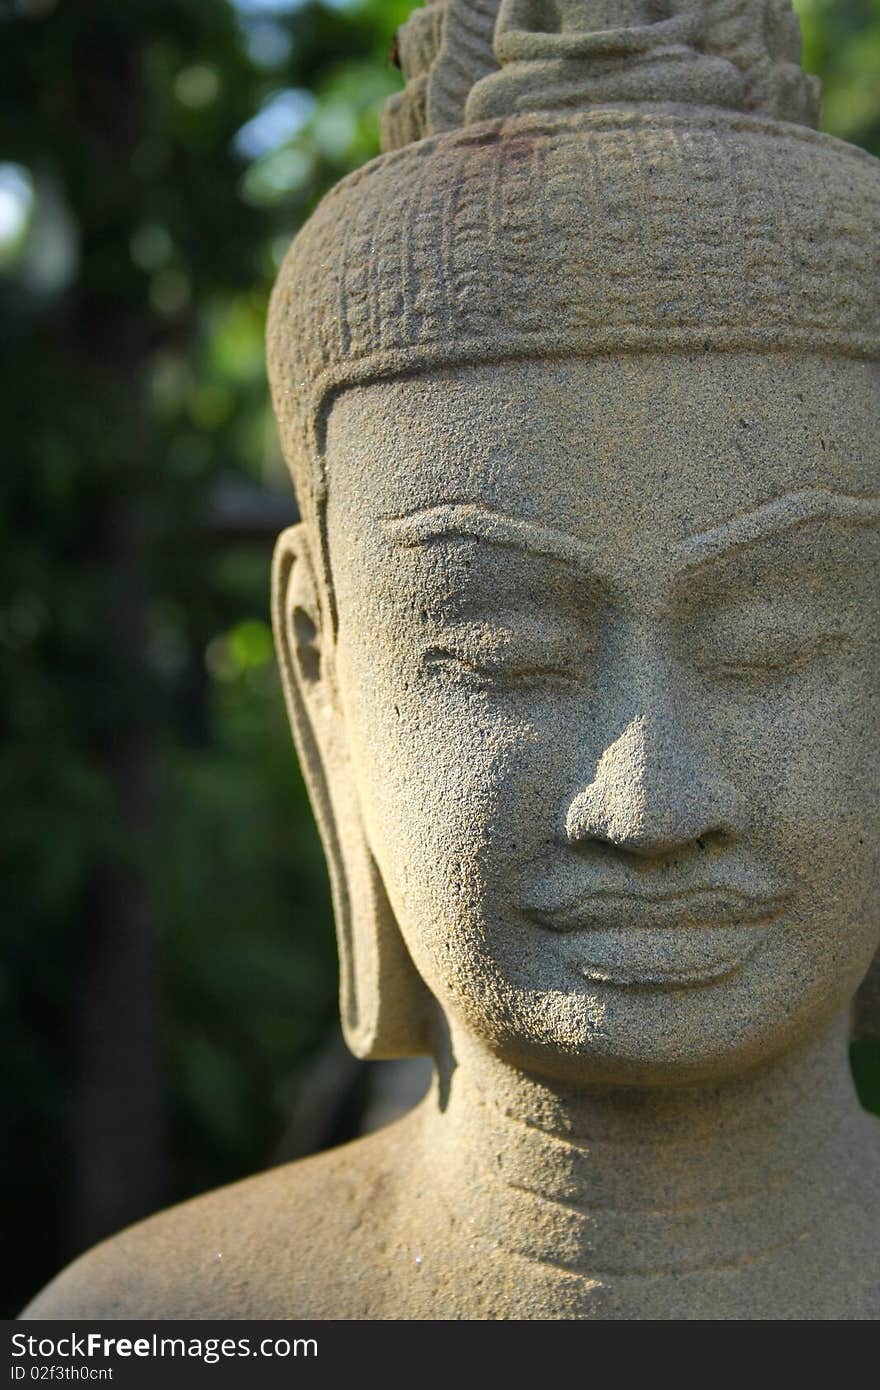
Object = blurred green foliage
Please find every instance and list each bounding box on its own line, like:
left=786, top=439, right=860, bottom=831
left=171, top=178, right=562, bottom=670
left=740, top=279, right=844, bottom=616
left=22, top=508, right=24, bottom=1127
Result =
left=799, top=0, right=880, bottom=147
left=1, top=0, right=878, bottom=1318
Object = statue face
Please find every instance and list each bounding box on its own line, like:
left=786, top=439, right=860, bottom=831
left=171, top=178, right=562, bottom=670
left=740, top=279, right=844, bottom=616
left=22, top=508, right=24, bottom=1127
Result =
left=320, top=353, right=880, bottom=1084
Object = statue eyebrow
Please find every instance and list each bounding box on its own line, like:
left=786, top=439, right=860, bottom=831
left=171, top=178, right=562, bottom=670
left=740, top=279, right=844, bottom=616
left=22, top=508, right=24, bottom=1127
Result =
left=380, top=503, right=604, bottom=574
left=381, top=490, right=880, bottom=583
left=675, top=489, right=880, bottom=574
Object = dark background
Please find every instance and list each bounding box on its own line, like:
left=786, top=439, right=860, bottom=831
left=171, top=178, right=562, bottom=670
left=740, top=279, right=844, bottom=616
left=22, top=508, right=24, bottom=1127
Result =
left=2, top=0, right=879, bottom=1320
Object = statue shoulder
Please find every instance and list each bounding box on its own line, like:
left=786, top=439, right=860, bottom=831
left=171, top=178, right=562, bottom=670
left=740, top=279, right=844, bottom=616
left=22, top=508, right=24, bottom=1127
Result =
left=21, top=1114, right=418, bottom=1321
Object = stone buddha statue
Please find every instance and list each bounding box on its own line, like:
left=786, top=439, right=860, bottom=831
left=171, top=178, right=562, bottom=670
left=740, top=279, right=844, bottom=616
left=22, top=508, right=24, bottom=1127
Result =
left=26, top=0, right=880, bottom=1319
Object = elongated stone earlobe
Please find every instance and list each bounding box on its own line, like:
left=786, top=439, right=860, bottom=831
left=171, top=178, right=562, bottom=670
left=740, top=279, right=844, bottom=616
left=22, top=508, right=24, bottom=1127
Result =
left=272, top=526, right=433, bottom=1060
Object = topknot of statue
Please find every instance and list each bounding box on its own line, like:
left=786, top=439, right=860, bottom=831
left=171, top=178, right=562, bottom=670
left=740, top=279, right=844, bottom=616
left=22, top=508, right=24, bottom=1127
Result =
left=382, top=0, right=820, bottom=150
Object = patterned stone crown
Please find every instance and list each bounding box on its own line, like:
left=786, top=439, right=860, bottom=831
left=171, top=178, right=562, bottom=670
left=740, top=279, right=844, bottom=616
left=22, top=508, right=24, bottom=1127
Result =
left=267, top=2, right=878, bottom=519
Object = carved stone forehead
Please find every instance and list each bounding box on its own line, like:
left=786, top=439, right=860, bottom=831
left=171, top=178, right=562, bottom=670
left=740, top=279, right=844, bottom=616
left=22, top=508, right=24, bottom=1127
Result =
left=326, top=354, right=880, bottom=557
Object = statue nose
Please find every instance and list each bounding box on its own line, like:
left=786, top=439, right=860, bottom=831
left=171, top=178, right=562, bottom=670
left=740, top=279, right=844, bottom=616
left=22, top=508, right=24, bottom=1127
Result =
left=565, top=713, right=734, bottom=858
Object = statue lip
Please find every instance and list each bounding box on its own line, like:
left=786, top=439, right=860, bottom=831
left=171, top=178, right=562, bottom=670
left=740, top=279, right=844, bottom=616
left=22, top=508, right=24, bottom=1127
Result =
left=523, top=886, right=790, bottom=935
left=521, top=887, right=790, bottom=985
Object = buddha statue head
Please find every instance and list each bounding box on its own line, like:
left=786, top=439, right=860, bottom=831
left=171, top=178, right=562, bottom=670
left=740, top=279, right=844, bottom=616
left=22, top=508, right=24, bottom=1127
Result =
left=266, top=0, right=880, bottom=1090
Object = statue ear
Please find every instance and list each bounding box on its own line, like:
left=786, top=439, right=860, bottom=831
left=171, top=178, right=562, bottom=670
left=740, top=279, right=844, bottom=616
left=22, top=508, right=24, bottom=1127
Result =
left=272, top=525, right=433, bottom=1060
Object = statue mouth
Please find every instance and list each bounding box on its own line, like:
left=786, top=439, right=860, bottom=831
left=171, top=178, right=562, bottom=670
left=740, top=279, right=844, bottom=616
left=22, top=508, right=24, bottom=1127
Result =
left=521, top=888, right=790, bottom=987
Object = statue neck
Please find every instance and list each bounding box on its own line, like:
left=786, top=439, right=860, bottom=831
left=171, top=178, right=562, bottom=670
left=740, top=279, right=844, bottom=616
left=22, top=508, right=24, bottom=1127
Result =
left=411, top=1015, right=874, bottom=1313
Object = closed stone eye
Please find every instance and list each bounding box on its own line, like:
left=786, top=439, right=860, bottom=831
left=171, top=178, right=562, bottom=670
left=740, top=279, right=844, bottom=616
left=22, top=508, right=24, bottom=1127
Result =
left=419, top=643, right=585, bottom=688
left=701, top=631, right=850, bottom=678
